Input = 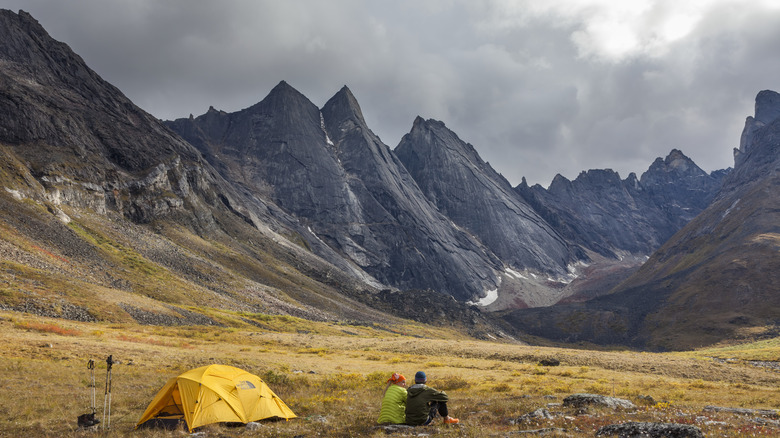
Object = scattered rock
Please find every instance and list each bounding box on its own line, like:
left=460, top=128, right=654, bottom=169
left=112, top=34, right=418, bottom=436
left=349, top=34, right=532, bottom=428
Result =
left=750, top=417, right=780, bottom=427
left=636, top=395, right=656, bottom=405
left=563, top=393, right=635, bottom=410
left=513, top=427, right=568, bottom=435
left=511, top=408, right=553, bottom=425
left=245, top=422, right=263, bottom=430
left=702, top=405, right=779, bottom=418
left=375, top=424, right=415, bottom=433
left=538, top=358, right=560, bottom=366
left=596, top=421, right=703, bottom=437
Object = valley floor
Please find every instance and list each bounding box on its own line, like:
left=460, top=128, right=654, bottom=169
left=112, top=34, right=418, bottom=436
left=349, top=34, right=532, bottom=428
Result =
left=1, top=311, right=778, bottom=437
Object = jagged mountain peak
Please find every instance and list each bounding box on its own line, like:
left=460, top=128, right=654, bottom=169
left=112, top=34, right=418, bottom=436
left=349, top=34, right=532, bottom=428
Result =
left=664, top=149, right=698, bottom=169
left=754, top=89, right=780, bottom=125
left=261, top=80, right=312, bottom=105
left=409, top=117, right=455, bottom=139
left=402, top=117, right=488, bottom=172
left=0, top=9, right=54, bottom=62
left=547, top=173, right=571, bottom=193
left=322, top=84, right=367, bottom=127
left=641, top=149, right=706, bottom=185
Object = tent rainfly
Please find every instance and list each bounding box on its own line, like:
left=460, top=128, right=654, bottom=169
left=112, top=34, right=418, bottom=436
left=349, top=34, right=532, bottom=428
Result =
left=135, top=364, right=296, bottom=432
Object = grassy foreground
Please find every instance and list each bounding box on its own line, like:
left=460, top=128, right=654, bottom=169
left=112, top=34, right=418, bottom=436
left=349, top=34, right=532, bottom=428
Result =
left=1, top=311, right=778, bottom=437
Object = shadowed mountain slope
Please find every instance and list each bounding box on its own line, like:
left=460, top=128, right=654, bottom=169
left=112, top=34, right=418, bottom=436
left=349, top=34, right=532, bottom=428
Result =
left=395, top=117, right=583, bottom=276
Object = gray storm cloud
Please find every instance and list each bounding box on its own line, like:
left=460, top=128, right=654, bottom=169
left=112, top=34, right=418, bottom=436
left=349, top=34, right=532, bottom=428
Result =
left=3, top=0, right=780, bottom=186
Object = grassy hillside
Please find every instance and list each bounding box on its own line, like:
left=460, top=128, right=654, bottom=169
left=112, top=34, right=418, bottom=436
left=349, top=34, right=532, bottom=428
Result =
left=0, top=185, right=391, bottom=325
left=1, top=311, right=778, bottom=437
left=613, top=173, right=780, bottom=350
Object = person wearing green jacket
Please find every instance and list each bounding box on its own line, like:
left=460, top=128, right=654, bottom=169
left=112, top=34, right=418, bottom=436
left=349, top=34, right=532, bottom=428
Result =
left=377, top=373, right=407, bottom=424
left=405, top=371, right=459, bottom=425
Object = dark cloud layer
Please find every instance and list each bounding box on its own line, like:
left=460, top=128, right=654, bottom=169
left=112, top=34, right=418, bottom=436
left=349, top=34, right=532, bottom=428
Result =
left=4, top=0, right=780, bottom=186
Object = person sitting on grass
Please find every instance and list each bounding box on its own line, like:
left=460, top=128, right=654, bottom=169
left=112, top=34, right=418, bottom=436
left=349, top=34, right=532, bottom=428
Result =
left=377, top=372, right=407, bottom=424
left=405, top=371, right=459, bottom=425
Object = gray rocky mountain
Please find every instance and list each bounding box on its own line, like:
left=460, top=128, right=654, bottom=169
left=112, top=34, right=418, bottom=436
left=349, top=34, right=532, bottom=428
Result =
left=516, top=150, right=726, bottom=258
left=167, top=83, right=501, bottom=300
left=502, top=90, right=780, bottom=350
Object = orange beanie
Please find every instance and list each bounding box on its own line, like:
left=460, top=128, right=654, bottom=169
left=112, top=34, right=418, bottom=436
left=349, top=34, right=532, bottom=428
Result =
left=388, top=372, right=406, bottom=384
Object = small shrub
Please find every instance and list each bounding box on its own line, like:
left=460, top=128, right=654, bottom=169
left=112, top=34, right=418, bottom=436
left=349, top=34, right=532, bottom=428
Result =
left=366, top=371, right=389, bottom=385
left=297, top=347, right=329, bottom=356
left=15, top=321, right=81, bottom=336
left=437, top=375, right=471, bottom=391
left=261, top=369, right=290, bottom=386
left=321, top=373, right=365, bottom=391
left=688, top=379, right=716, bottom=389
left=492, top=383, right=512, bottom=392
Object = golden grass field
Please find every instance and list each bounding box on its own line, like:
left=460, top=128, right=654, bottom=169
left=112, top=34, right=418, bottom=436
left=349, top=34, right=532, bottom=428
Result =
left=1, top=310, right=778, bottom=437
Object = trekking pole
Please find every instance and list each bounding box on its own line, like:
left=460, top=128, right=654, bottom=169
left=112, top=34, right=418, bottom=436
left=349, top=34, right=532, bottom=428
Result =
left=103, top=355, right=114, bottom=430
left=88, top=359, right=96, bottom=414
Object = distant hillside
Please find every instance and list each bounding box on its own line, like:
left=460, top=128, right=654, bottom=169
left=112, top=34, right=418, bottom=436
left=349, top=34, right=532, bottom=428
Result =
left=502, top=90, right=780, bottom=350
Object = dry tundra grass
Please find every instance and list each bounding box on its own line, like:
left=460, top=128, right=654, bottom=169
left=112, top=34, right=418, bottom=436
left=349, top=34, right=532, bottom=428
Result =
left=0, top=311, right=778, bottom=437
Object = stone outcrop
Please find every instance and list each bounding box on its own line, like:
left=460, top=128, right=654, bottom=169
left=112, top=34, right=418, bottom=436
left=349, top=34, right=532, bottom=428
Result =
left=562, top=393, right=635, bottom=410
left=596, top=422, right=704, bottom=437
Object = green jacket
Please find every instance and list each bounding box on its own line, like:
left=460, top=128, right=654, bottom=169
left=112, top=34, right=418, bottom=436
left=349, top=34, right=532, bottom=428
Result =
left=377, top=384, right=407, bottom=424
left=404, top=384, right=448, bottom=425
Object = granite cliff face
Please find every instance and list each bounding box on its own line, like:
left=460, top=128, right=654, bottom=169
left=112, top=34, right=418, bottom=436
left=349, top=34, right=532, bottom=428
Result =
left=395, top=117, right=583, bottom=276
left=167, top=84, right=501, bottom=300
left=503, top=91, right=779, bottom=350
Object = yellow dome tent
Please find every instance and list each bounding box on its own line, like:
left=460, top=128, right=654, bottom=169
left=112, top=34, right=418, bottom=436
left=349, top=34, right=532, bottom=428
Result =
left=135, top=364, right=296, bottom=432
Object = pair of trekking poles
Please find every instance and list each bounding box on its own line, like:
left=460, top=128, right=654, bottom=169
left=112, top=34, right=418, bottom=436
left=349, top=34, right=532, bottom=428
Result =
left=79, top=355, right=114, bottom=430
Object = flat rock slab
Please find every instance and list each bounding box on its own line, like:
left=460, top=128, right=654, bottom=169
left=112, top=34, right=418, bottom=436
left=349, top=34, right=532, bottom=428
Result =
left=703, top=405, right=779, bottom=418
left=562, top=393, right=635, bottom=409
left=596, top=422, right=704, bottom=438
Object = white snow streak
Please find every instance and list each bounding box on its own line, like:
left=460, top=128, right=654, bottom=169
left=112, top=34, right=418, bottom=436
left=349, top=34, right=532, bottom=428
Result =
left=467, top=288, right=498, bottom=307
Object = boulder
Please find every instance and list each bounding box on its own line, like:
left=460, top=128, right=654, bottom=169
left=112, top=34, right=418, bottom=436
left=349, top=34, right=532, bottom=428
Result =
left=562, top=393, right=634, bottom=410
left=596, top=421, right=704, bottom=437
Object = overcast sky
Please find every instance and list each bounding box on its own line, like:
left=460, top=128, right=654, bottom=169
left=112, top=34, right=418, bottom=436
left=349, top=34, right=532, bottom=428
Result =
left=5, top=0, right=780, bottom=186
